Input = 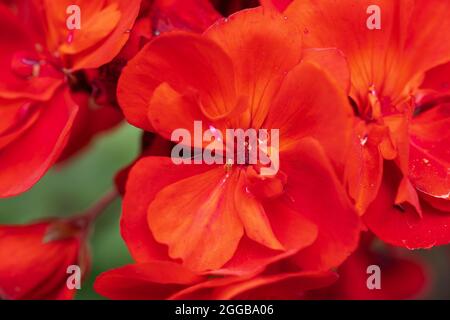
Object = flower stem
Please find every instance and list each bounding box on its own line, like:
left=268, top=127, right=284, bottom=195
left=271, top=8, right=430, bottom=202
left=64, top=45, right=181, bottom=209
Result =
left=82, top=188, right=119, bottom=224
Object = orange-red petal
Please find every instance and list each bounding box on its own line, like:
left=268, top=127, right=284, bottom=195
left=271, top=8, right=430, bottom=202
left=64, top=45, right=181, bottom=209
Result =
left=264, top=61, right=354, bottom=173
left=147, top=167, right=244, bottom=272
left=121, top=156, right=211, bottom=262
left=281, top=138, right=360, bottom=270
left=205, top=7, right=303, bottom=129
left=117, top=32, right=236, bottom=131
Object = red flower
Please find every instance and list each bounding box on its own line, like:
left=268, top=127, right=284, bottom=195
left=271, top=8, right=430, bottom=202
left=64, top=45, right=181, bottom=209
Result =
left=307, top=235, right=429, bottom=300
left=286, top=0, right=450, bottom=247
left=95, top=258, right=338, bottom=300
left=114, top=6, right=360, bottom=289
left=0, top=219, right=90, bottom=300
left=0, top=0, right=140, bottom=197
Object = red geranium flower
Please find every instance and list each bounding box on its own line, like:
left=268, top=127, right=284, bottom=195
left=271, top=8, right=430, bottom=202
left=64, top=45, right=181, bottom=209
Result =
left=286, top=0, right=450, bottom=248
left=0, top=0, right=140, bottom=197
left=114, top=6, right=360, bottom=288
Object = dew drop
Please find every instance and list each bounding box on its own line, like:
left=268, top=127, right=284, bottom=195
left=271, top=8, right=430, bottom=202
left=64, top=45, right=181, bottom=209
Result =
left=66, top=30, right=74, bottom=44
left=359, top=135, right=368, bottom=146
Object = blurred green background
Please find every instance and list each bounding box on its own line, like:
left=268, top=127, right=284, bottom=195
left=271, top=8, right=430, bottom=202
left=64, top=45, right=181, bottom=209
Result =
left=0, top=123, right=448, bottom=299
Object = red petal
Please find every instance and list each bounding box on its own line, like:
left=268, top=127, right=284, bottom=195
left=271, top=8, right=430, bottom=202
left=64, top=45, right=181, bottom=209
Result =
left=421, top=62, right=450, bottom=95
left=287, top=0, right=450, bottom=107
left=0, top=88, right=78, bottom=197
left=234, top=173, right=284, bottom=251
left=409, top=104, right=450, bottom=200
left=309, top=239, right=428, bottom=300
left=365, top=162, right=450, bottom=248
left=219, top=271, right=337, bottom=300
left=260, top=0, right=293, bottom=12
left=94, top=261, right=202, bottom=300
left=301, top=48, right=351, bottom=93
left=148, top=82, right=209, bottom=141
left=117, top=32, right=235, bottom=131
left=56, top=92, right=122, bottom=163
left=0, top=222, right=81, bottom=300
left=0, top=4, right=62, bottom=100
left=68, top=0, right=142, bottom=70
left=151, top=0, right=221, bottom=33
left=344, top=121, right=384, bottom=215
left=147, top=167, right=244, bottom=271
left=264, top=62, right=353, bottom=174
left=121, top=157, right=211, bottom=262
left=282, top=138, right=361, bottom=270
left=205, top=7, right=303, bottom=129
left=214, top=200, right=318, bottom=276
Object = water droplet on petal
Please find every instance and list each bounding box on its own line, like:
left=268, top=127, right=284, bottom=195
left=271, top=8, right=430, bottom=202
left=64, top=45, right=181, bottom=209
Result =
left=360, top=135, right=368, bottom=146
left=66, top=30, right=74, bottom=44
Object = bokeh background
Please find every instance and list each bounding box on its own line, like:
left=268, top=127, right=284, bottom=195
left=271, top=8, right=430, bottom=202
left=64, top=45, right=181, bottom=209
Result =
left=0, top=123, right=448, bottom=299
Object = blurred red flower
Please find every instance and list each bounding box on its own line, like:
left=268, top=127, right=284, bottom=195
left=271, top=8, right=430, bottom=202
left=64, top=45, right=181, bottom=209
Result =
left=95, top=258, right=338, bottom=300
left=0, top=0, right=140, bottom=197
left=0, top=219, right=90, bottom=300
left=307, top=235, right=429, bottom=299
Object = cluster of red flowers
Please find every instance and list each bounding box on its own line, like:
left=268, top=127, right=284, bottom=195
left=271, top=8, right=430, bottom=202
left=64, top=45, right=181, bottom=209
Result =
left=0, top=0, right=448, bottom=300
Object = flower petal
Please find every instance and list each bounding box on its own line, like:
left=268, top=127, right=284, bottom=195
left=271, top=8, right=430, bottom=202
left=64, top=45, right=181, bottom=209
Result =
left=148, top=167, right=244, bottom=271
left=365, top=162, right=450, bottom=248
left=0, top=88, right=78, bottom=197
left=68, top=0, right=142, bottom=70
left=264, top=61, right=354, bottom=173
left=205, top=6, right=303, bottom=129
left=287, top=0, right=450, bottom=106
left=409, top=104, right=450, bottom=200
left=282, top=138, right=361, bottom=270
left=0, top=222, right=81, bottom=300
left=0, top=4, right=62, bottom=100
left=117, top=31, right=235, bottom=131
left=121, top=156, right=211, bottom=262
left=217, top=271, right=337, bottom=300
left=151, top=0, right=221, bottom=33
left=344, top=120, right=384, bottom=215
left=235, top=173, right=285, bottom=251
left=94, top=261, right=202, bottom=300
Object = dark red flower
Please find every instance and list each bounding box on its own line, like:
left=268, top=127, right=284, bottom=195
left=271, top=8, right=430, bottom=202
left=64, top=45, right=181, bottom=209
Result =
left=95, top=257, right=338, bottom=300
left=307, top=235, right=429, bottom=299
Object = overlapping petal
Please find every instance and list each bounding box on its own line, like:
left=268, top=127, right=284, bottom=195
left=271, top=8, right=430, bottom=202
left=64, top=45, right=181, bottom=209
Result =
left=0, top=89, right=78, bottom=197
